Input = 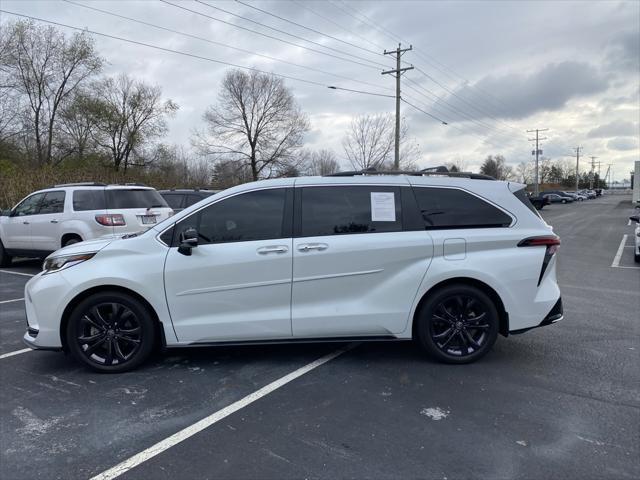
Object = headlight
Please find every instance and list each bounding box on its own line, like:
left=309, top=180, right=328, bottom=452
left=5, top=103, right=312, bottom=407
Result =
left=42, top=252, right=96, bottom=274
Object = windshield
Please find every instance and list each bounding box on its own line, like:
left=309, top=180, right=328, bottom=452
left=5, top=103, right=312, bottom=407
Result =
left=105, top=189, right=168, bottom=209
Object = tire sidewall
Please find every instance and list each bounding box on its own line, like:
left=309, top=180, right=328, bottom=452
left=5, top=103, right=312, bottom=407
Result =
left=416, top=285, right=499, bottom=364
left=63, top=237, right=81, bottom=247
left=66, top=292, right=155, bottom=373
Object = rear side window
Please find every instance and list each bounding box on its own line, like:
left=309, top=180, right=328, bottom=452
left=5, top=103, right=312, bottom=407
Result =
left=175, top=189, right=287, bottom=245
left=186, top=194, right=205, bottom=207
left=39, top=191, right=65, bottom=214
left=300, top=186, right=402, bottom=237
left=413, top=187, right=512, bottom=229
left=105, top=189, right=168, bottom=209
left=73, top=190, right=106, bottom=211
left=162, top=194, right=185, bottom=209
left=513, top=189, right=541, bottom=218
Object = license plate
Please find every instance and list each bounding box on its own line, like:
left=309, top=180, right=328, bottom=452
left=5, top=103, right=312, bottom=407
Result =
left=141, top=215, right=157, bottom=224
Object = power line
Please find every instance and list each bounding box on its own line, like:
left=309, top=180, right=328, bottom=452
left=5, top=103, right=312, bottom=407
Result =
left=291, top=0, right=385, bottom=52
left=400, top=98, right=448, bottom=125
left=234, top=0, right=383, bottom=58
left=0, top=9, right=393, bottom=100
left=62, top=0, right=393, bottom=94
left=176, top=0, right=391, bottom=71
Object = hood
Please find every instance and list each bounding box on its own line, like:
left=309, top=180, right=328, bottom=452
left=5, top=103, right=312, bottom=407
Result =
left=46, top=237, right=114, bottom=259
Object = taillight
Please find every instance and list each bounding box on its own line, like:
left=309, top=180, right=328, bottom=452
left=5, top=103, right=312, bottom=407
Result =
left=95, top=214, right=126, bottom=226
left=518, top=236, right=561, bottom=285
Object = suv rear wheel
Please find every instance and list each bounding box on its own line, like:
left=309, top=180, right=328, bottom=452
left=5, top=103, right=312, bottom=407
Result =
left=416, top=285, right=499, bottom=364
left=0, top=239, right=12, bottom=267
left=66, top=291, right=156, bottom=373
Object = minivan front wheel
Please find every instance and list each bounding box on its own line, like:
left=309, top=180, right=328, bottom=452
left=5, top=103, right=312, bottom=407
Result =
left=66, top=292, right=155, bottom=373
left=416, top=285, right=499, bottom=364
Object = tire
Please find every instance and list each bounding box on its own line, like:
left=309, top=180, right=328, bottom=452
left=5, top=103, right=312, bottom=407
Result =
left=635, top=253, right=640, bottom=263
left=561, top=199, right=567, bottom=204
left=63, top=236, right=81, bottom=248
left=415, top=285, right=499, bottom=364
left=0, top=239, right=12, bottom=267
left=66, top=291, right=156, bottom=373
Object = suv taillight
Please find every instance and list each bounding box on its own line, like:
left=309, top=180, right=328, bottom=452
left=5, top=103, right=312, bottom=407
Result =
left=95, top=214, right=126, bottom=226
left=518, top=236, right=560, bottom=285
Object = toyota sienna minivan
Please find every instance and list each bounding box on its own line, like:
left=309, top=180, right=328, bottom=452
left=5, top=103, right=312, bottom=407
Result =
left=22, top=172, right=563, bottom=372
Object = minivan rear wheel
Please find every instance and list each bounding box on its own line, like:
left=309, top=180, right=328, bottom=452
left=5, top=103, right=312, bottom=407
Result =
left=416, top=285, right=499, bottom=364
left=66, top=292, right=155, bottom=373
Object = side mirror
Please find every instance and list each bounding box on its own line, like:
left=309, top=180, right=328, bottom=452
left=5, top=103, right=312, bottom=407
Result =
left=629, top=215, right=640, bottom=224
left=177, top=227, right=199, bottom=256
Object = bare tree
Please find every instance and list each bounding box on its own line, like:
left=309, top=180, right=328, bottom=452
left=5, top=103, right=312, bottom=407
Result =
left=211, top=159, right=253, bottom=189
left=479, top=155, right=514, bottom=180
left=0, top=20, right=102, bottom=165
left=195, top=69, right=309, bottom=181
left=89, top=74, right=178, bottom=171
left=57, top=90, right=96, bottom=161
left=342, top=113, right=420, bottom=171
left=302, top=149, right=340, bottom=176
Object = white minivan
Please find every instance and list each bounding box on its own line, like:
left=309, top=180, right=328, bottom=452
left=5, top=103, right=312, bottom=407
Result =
left=0, top=183, right=173, bottom=266
left=22, top=173, right=563, bottom=372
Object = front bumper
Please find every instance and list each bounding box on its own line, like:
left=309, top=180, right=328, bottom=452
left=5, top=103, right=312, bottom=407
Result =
left=510, top=297, right=563, bottom=335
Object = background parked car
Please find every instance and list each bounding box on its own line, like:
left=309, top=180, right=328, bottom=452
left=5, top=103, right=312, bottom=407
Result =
left=527, top=193, right=550, bottom=210
left=630, top=214, right=640, bottom=263
left=543, top=193, right=574, bottom=204
left=561, top=191, right=587, bottom=201
left=159, top=189, right=219, bottom=213
left=0, top=183, right=172, bottom=266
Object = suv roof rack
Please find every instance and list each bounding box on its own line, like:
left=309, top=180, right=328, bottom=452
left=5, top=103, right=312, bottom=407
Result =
left=107, top=183, right=149, bottom=187
left=51, top=182, right=107, bottom=187
left=326, top=167, right=495, bottom=180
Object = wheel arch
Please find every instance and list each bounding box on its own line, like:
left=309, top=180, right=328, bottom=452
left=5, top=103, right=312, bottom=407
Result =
left=59, top=285, right=167, bottom=352
left=61, top=232, right=83, bottom=248
left=411, top=277, right=510, bottom=338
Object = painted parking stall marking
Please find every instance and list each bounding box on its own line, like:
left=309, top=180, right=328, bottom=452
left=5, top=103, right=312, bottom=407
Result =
left=91, top=344, right=357, bottom=480
left=0, top=269, right=35, bottom=277
left=0, top=298, right=24, bottom=304
left=0, top=348, right=32, bottom=359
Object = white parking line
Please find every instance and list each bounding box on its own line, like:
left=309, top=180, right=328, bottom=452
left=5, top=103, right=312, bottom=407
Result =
left=0, top=297, right=24, bottom=304
left=0, top=269, right=35, bottom=277
left=611, top=235, right=627, bottom=268
left=0, top=348, right=32, bottom=359
left=91, top=343, right=357, bottom=480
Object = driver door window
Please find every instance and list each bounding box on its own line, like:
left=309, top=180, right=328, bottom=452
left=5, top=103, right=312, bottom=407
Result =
left=13, top=193, right=45, bottom=216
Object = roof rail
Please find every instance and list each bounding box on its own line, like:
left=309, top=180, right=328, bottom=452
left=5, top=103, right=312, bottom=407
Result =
left=51, top=182, right=107, bottom=188
left=107, top=182, right=149, bottom=187
left=326, top=168, right=495, bottom=180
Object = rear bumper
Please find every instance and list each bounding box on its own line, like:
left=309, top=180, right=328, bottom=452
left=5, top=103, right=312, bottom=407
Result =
left=509, top=297, right=563, bottom=335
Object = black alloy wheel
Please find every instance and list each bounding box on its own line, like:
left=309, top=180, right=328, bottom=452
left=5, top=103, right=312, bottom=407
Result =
left=67, top=292, right=155, bottom=372
left=416, top=285, right=499, bottom=364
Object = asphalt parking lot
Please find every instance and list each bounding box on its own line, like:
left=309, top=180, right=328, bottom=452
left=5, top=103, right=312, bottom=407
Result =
left=1, top=194, right=639, bottom=480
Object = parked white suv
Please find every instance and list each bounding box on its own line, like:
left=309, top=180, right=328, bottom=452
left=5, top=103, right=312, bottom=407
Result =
left=22, top=173, right=563, bottom=372
left=0, top=183, right=172, bottom=266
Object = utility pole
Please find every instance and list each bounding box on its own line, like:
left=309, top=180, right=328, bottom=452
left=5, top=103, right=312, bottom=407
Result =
left=589, top=156, right=598, bottom=189
left=527, top=128, right=548, bottom=195
left=573, top=146, right=582, bottom=192
left=382, top=43, right=413, bottom=170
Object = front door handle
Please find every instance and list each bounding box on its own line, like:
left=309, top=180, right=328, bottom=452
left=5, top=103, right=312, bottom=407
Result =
left=297, top=243, right=328, bottom=252
left=50, top=219, right=59, bottom=224
left=22, top=221, right=29, bottom=225
left=257, top=245, right=289, bottom=254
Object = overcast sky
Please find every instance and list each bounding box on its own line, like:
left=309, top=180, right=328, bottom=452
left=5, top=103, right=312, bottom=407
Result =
left=3, top=0, right=639, bottom=180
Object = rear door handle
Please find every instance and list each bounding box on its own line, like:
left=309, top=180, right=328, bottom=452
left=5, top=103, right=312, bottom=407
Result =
left=297, top=243, right=328, bottom=252
left=50, top=219, right=59, bottom=224
left=257, top=245, right=289, bottom=254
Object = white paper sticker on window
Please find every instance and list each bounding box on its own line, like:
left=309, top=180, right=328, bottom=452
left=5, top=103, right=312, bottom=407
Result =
left=370, top=192, right=396, bottom=222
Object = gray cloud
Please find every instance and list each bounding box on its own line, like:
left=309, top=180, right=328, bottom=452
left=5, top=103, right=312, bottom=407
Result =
left=433, top=61, right=609, bottom=122
left=607, top=137, right=639, bottom=151
left=588, top=119, right=639, bottom=138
